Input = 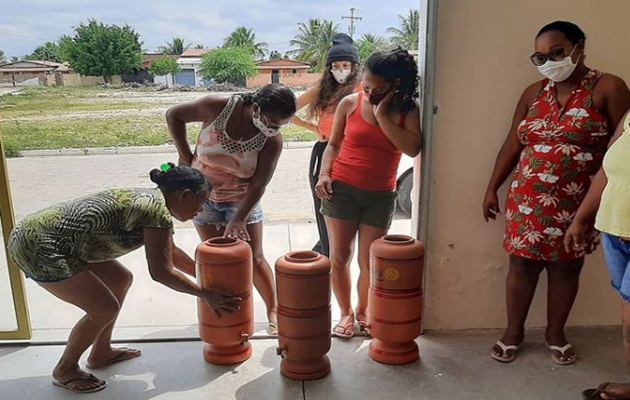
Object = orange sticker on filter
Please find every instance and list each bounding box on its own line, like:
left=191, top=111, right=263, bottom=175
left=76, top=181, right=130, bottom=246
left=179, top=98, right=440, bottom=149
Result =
left=384, top=268, right=400, bottom=281
left=202, top=273, right=214, bottom=287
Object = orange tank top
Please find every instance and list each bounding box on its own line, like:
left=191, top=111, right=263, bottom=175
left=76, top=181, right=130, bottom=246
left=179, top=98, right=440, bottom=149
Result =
left=316, top=84, right=362, bottom=141
left=317, top=112, right=335, bottom=141
left=331, top=92, right=406, bottom=191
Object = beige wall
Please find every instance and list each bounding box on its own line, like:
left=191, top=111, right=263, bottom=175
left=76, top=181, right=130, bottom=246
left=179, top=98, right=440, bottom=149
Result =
left=62, top=73, right=81, bottom=87
left=79, top=75, right=122, bottom=86
left=424, top=0, right=630, bottom=330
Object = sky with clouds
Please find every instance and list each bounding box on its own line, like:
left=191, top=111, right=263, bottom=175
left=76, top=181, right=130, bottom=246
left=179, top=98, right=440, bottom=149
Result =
left=0, top=0, right=419, bottom=58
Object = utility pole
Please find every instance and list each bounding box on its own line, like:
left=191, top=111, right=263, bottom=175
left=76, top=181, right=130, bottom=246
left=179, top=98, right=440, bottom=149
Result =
left=342, top=8, right=362, bottom=39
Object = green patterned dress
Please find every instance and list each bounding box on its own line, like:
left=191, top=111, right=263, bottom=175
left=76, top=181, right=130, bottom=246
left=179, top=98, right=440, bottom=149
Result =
left=8, top=188, right=173, bottom=282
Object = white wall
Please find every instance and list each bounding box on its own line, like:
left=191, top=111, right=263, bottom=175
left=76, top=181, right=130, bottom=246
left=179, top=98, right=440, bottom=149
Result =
left=177, top=59, right=204, bottom=86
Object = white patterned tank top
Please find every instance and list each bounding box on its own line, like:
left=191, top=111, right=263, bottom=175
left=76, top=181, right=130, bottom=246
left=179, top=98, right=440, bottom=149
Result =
left=191, top=95, right=268, bottom=202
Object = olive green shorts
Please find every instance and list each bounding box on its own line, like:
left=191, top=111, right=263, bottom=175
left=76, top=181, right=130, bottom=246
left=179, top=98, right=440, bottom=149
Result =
left=320, top=181, right=397, bottom=229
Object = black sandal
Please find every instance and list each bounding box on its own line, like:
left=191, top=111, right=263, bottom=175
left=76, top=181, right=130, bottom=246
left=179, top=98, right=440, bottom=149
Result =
left=582, top=382, right=630, bottom=400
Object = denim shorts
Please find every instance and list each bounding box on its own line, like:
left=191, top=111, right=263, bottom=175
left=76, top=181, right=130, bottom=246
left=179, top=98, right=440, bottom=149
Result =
left=602, top=233, right=630, bottom=303
left=193, top=200, right=264, bottom=227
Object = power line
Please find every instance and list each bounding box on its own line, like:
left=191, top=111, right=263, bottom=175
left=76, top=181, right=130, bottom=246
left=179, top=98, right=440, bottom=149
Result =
left=0, top=30, right=51, bottom=41
left=342, top=8, right=363, bottom=39
left=0, top=44, right=38, bottom=53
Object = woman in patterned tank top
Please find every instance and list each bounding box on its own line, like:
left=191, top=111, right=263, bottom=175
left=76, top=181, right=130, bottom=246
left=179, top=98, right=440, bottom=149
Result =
left=483, top=21, right=630, bottom=365
left=7, top=165, right=241, bottom=393
left=167, top=84, right=297, bottom=335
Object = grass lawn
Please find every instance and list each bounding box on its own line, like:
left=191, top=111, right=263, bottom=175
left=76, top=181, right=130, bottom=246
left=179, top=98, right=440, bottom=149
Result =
left=0, top=86, right=317, bottom=156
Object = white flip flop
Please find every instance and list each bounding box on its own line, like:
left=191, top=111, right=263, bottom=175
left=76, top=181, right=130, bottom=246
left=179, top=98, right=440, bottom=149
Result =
left=547, top=343, right=577, bottom=365
left=491, top=340, right=521, bottom=363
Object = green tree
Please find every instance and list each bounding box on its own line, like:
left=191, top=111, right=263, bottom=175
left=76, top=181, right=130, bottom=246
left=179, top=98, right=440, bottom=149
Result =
left=10, top=56, right=22, bottom=63
left=58, top=35, right=74, bottom=61
left=387, top=10, right=420, bottom=50
left=356, top=34, right=391, bottom=64
left=289, top=19, right=339, bottom=71
left=0, top=50, right=7, bottom=65
left=193, top=44, right=205, bottom=49
left=64, top=19, right=143, bottom=83
left=199, top=48, right=256, bottom=86
left=159, top=37, right=190, bottom=55
left=269, top=50, right=282, bottom=60
left=149, top=55, right=180, bottom=76
left=223, top=27, right=268, bottom=60
left=26, top=42, right=64, bottom=62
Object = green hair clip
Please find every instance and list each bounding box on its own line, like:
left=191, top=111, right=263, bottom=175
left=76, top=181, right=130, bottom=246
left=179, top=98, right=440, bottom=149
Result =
left=160, top=163, right=172, bottom=172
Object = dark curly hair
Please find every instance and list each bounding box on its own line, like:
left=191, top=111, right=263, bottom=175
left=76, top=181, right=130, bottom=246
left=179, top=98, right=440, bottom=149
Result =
left=241, top=83, right=297, bottom=119
left=150, top=163, right=210, bottom=194
left=307, top=63, right=361, bottom=119
left=365, top=48, right=419, bottom=112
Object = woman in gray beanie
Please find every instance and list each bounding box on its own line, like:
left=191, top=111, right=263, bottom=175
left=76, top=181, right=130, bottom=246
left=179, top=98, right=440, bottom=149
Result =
left=291, top=33, right=362, bottom=258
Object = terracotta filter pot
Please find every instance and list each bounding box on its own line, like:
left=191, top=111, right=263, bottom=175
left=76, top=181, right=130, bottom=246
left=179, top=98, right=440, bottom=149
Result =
left=196, top=237, right=254, bottom=365
left=275, top=251, right=332, bottom=380
left=367, top=234, right=425, bottom=365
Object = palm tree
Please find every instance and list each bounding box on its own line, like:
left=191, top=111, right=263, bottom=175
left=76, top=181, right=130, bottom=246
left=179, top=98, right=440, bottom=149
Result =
left=223, top=27, right=268, bottom=60
left=193, top=44, right=205, bottom=49
left=159, top=37, right=190, bottom=55
left=0, top=50, right=7, bottom=65
left=289, top=19, right=339, bottom=71
left=269, top=50, right=282, bottom=60
left=27, top=42, right=64, bottom=62
left=387, top=10, right=420, bottom=50
left=356, top=34, right=391, bottom=64
left=58, top=35, right=74, bottom=61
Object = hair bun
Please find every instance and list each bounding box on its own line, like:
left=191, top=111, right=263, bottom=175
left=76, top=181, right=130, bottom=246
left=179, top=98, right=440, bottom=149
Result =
left=394, top=48, right=411, bottom=59
left=150, top=169, right=165, bottom=185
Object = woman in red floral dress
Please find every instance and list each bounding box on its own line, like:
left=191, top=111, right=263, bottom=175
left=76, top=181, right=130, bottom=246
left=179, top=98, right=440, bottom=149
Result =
left=483, top=21, right=630, bottom=365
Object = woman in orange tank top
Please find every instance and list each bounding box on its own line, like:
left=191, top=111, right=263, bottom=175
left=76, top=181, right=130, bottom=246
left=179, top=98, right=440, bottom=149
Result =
left=315, top=49, right=422, bottom=338
left=292, top=33, right=361, bottom=258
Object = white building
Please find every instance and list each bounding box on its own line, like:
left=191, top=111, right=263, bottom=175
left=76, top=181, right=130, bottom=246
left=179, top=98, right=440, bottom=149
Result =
left=175, top=49, right=212, bottom=86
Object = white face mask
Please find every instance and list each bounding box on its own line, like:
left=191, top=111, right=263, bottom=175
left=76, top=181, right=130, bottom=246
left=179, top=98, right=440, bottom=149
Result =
left=536, top=46, right=581, bottom=83
left=331, top=69, right=351, bottom=84
left=252, top=110, right=281, bottom=137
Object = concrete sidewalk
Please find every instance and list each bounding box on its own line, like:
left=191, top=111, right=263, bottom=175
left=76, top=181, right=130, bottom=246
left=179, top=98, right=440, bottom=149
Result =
left=6, top=150, right=316, bottom=225
left=0, top=328, right=626, bottom=400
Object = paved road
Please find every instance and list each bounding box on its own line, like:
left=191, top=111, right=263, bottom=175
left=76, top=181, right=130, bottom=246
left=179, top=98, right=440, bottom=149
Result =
left=6, top=147, right=315, bottom=227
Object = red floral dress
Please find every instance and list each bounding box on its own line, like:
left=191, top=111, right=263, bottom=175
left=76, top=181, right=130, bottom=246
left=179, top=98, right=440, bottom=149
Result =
left=504, top=70, right=611, bottom=261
